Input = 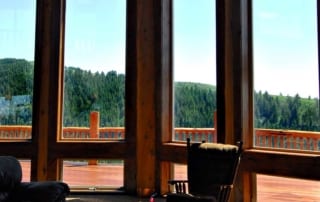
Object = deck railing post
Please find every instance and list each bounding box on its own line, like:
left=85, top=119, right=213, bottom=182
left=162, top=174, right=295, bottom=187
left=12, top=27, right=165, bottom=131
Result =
left=89, top=111, right=100, bottom=138
left=88, top=111, right=99, bottom=165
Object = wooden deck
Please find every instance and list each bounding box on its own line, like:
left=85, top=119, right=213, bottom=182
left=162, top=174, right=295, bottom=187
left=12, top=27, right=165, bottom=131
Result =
left=257, top=175, right=320, bottom=202
left=20, top=161, right=320, bottom=201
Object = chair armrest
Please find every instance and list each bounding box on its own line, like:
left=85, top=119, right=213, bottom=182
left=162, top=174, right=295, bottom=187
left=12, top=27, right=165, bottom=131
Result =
left=212, top=184, right=233, bottom=202
left=168, top=180, right=189, bottom=194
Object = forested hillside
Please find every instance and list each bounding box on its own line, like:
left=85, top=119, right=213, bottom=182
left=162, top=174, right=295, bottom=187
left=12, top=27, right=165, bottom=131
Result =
left=0, top=58, right=320, bottom=131
left=0, top=59, right=33, bottom=125
left=0, top=58, right=34, bottom=97
left=174, top=82, right=216, bottom=127
left=63, top=67, right=125, bottom=127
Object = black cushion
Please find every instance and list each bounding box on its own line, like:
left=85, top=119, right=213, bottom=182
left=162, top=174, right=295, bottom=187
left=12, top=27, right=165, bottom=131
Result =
left=0, top=156, right=70, bottom=202
left=0, top=192, right=10, bottom=202
left=0, top=156, right=22, bottom=191
left=0, top=156, right=23, bottom=201
left=10, top=181, right=70, bottom=202
left=0, top=156, right=22, bottom=192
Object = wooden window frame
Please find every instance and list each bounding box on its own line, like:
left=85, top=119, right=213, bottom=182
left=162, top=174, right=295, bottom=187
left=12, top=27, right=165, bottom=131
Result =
left=1, top=0, right=320, bottom=200
left=217, top=0, right=320, bottom=201
left=160, top=0, right=320, bottom=201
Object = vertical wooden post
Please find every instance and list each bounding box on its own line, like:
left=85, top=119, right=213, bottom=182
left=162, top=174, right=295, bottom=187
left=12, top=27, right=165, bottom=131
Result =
left=125, top=0, right=172, bottom=196
left=89, top=111, right=99, bottom=139
left=125, top=0, right=157, bottom=196
left=216, top=0, right=254, bottom=201
left=31, top=0, right=65, bottom=181
left=88, top=111, right=99, bottom=165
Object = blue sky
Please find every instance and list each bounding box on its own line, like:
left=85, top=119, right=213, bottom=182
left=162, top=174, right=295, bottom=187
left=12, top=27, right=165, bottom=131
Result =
left=64, top=0, right=126, bottom=73
left=0, top=0, right=319, bottom=98
left=253, top=0, right=318, bottom=98
left=0, top=0, right=36, bottom=60
left=173, top=0, right=216, bottom=87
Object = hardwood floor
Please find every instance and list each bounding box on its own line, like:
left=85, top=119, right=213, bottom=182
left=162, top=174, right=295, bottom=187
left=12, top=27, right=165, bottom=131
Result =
left=257, top=174, right=320, bottom=202
left=67, top=194, right=165, bottom=202
left=20, top=161, right=320, bottom=201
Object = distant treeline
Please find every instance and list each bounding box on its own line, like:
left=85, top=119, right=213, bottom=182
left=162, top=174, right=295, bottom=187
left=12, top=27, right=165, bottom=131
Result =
left=254, top=91, right=320, bottom=131
left=0, top=58, right=319, bottom=131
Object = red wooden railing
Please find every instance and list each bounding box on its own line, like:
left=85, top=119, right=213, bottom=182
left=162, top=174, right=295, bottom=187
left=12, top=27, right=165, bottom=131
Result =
left=0, top=112, right=320, bottom=151
left=255, top=129, right=320, bottom=151
left=0, top=125, right=32, bottom=139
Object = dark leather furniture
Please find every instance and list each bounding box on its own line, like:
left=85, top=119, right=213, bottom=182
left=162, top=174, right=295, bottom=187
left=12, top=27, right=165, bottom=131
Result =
left=0, top=156, right=70, bottom=202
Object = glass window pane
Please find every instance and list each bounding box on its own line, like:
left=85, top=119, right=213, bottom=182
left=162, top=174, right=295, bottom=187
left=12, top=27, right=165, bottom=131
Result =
left=173, top=0, right=216, bottom=143
left=63, top=0, right=126, bottom=140
left=20, top=159, right=31, bottom=182
left=0, top=1, right=35, bottom=140
left=253, top=0, right=320, bottom=151
left=62, top=159, right=124, bottom=188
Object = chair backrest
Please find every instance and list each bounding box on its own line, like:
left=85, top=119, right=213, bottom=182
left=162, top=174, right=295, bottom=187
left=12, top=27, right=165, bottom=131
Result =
left=187, top=139, right=242, bottom=197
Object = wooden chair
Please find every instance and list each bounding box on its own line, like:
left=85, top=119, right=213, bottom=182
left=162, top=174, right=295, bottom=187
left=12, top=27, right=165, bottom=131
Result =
left=166, top=138, right=242, bottom=202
